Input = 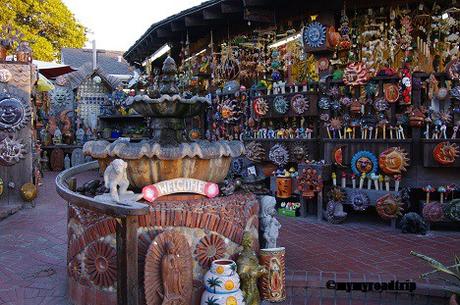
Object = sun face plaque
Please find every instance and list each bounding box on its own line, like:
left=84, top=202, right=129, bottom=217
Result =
left=0, top=96, right=31, bottom=132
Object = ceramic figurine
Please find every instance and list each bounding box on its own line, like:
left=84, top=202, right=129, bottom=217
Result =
left=64, top=154, right=70, bottom=169
left=260, top=196, right=281, bottom=249
left=53, top=127, right=62, bottom=145
left=95, top=159, right=142, bottom=204
left=201, top=260, right=245, bottom=305
left=237, top=232, right=267, bottom=305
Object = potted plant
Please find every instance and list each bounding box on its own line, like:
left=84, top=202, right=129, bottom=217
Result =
left=0, top=25, right=24, bottom=61
left=410, top=251, right=460, bottom=305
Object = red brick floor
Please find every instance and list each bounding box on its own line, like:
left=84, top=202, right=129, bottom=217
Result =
left=0, top=171, right=458, bottom=305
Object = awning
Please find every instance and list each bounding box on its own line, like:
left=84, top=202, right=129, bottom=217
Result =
left=37, top=73, right=55, bottom=92
left=33, top=60, right=76, bottom=79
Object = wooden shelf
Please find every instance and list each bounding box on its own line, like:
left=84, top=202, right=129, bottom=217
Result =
left=98, top=115, right=144, bottom=120
left=245, top=138, right=318, bottom=142
left=323, top=138, right=412, bottom=143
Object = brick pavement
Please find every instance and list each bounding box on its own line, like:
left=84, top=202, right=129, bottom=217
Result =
left=0, top=171, right=458, bottom=305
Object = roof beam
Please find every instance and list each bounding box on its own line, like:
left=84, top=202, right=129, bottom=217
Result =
left=156, top=28, right=174, bottom=38
left=221, top=1, right=243, bottom=13
left=170, top=21, right=185, bottom=32
left=203, top=7, right=224, bottom=20
left=244, top=7, right=274, bottom=23
left=184, top=15, right=206, bottom=27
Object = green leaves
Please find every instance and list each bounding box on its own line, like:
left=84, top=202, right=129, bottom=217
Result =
left=410, top=251, right=460, bottom=282
left=0, top=0, right=86, bottom=61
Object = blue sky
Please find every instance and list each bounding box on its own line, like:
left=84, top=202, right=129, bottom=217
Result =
left=62, top=0, right=204, bottom=51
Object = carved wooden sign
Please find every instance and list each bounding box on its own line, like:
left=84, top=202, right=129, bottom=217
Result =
left=142, top=178, right=219, bottom=202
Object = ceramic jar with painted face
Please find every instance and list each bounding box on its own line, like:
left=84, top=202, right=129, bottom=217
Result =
left=201, top=259, right=245, bottom=305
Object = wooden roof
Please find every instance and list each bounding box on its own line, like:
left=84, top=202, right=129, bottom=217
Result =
left=123, top=0, right=417, bottom=66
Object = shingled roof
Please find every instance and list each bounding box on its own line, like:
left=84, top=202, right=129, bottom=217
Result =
left=64, top=62, right=122, bottom=90
left=61, top=48, right=133, bottom=76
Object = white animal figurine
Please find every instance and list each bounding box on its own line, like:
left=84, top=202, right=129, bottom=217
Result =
left=260, top=196, right=282, bottom=249
left=98, top=159, right=142, bottom=204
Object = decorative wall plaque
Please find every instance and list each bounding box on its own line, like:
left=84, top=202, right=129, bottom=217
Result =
left=144, top=231, right=193, bottom=305
left=0, top=136, right=27, bottom=166
left=0, top=69, right=12, bottom=83
left=378, top=147, right=409, bottom=174
left=0, top=96, right=31, bottom=132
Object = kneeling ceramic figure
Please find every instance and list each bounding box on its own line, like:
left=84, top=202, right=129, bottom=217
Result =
left=201, top=259, right=245, bottom=305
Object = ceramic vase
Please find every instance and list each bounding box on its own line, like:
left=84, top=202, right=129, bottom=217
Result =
left=276, top=177, right=292, bottom=198
left=259, top=247, right=286, bottom=302
left=201, top=259, right=245, bottom=305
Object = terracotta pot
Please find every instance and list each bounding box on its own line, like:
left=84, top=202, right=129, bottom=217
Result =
left=276, top=177, right=292, bottom=199
left=450, top=294, right=458, bottom=305
left=262, top=163, right=277, bottom=177
left=327, top=26, right=341, bottom=48
left=259, top=247, right=286, bottom=302
left=0, top=46, right=6, bottom=61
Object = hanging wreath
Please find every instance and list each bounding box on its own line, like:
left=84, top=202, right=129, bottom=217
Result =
left=351, top=151, right=378, bottom=176
left=269, top=144, right=289, bottom=167
left=376, top=194, right=404, bottom=220
left=350, top=191, right=370, bottom=211
left=291, top=94, right=309, bottom=114
left=273, top=96, right=289, bottom=114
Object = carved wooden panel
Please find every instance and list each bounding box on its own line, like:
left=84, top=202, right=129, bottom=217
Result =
left=50, top=148, right=65, bottom=171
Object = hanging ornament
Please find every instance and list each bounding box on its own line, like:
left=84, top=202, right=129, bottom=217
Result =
left=343, top=62, right=369, bottom=86
left=378, top=147, right=409, bottom=175
left=290, top=94, right=309, bottom=114
left=269, top=144, right=289, bottom=167
left=218, top=98, right=242, bottom=123
left=297, top=167, right=323, bottom=199
left=302, top=21, right=327, bottom=48
left=245, top=141, right=265, bottom=163
left=20, top=182, right=37, bottom=202
left=0, top=136, right=27, bottom=166
left=253, top=97, right=269, bottom=116
left=445, top=58, right=460, bottom=81
left=0, top=95, right=31, bottom=132
left=317, top=57, right=330, bottom=72
left=373, top=98, right=389, bottom=112
left=273, top=96, right=289, bottom=114
left=400, top=65, right=412, bottom=105
left=350, top=191, right=370, bottom=211
left=0, top=69, right=12, bottom=83
left=351, top=151, right=378, bottom=176
left=318, top=96, right=331, bottom=110
left=332, top=145, right=346, bottom=167
left=376, top=194, right=404, bottom=220
left=433, top=142, right=460, bottom=165
left=384, top=83, right=400, bottom=103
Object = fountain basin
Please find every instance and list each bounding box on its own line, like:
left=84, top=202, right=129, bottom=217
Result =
left=83, top=140, right=245, bottom=187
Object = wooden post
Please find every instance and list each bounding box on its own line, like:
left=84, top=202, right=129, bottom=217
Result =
left=316, top=191, right=323, bottom=221
left=116, top=216, right=139, bottom=305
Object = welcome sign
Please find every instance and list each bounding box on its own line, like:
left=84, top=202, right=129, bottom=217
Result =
left=142, top=178, right=220, bottom=202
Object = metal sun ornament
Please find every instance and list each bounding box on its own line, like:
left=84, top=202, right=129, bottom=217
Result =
left=433, top=142, right=460, bottom=165
left=269, top=144, right=289, bottom=167
left=378, top=147, right=410, bottom=175
left=273, top=96, right=289, bottom=114
left=0, top=136, right=27, bottom=166
left=291, top=94, right=309, bottom=114
left=350, top=191, right=370, bottom=211
left=0, top=95, right=31, bottom=132
left=376, top=194, right=404, bottom=220
left=303, top=21, right=327, bottom=48
left=253, top=97, right=269, bottom=116
left=351, top=151, right=378, bottom=176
